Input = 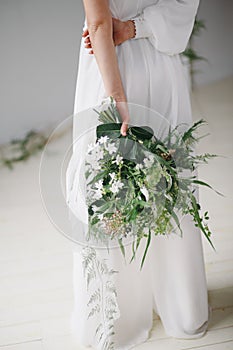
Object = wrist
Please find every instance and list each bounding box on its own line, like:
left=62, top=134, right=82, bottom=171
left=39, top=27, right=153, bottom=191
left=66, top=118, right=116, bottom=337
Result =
left=129, top=16, right=152, bottom=40
left=112, top=95, right=127, bottom=103
left=126, top=20, right=136, bottom=40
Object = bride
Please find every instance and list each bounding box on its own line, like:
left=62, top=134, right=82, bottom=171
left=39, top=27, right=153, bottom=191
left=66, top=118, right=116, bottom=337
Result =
left=66, top=0, right=210, bottom=349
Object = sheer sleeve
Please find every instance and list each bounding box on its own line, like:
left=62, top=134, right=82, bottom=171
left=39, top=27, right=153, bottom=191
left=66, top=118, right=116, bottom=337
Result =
left=131, top=0, right=200, bottom=55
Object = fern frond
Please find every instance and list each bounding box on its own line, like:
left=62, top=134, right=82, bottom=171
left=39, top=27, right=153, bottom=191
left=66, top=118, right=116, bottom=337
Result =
left=87, top=289, right=101, bottom=306
left=87, top=304, right=101, bottom=319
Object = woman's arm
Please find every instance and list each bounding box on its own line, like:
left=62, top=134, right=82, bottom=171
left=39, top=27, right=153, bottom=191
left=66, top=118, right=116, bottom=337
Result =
left=83, top=18, right=136, bottom=53
left=131, top=0, right=200, bottom=55
left=84, top=0, right=199, bottom=56
left=83, top=0, right=129, bottom=135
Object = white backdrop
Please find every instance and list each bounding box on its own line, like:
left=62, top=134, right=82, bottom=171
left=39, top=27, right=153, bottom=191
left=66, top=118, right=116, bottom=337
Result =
left=0, top=0, right=84, bottom=144
left=193, top=0, right=233, bottom=86
left=0, top=0, right=232, bottom=144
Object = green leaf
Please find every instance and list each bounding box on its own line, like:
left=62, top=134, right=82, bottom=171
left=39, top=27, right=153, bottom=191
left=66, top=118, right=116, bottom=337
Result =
left=97, top=123, right=121, bottom=139
left=193, top=179, right=224, bottom=196
left=182, top=48, right=207, bottom=62
left=182, top=119, right=206, bottom=143
left=129, top=126, right=154, bottom=140
left=118, top=137, right=137, bottom=160
left=170, top=210, right=182, bottom=236
left=87, top=170, right=107, bottom=186
left=192, top=18, right=206, bottom=36
left=190, top=194, right=215, bottom=251
left=128, top=207, right=138, bottom=221
left=118, top=238, right=125, bottom=257
left=130, top=235, right=142, bottom=264
left=155, top=144, right=168, bottom=153
left=140, top=229, right=151, bottom=270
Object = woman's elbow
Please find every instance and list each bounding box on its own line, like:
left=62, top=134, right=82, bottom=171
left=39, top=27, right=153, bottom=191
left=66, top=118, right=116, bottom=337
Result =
left=87, top=18, right=112, bottom=36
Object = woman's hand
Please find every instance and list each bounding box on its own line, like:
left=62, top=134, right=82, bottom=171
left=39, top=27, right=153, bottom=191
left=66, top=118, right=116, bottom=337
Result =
left=112, top=18, right=135, bottom=46
left=83, top=18, right=135, bottom=54
left=116, top=101, right=130, bottom=136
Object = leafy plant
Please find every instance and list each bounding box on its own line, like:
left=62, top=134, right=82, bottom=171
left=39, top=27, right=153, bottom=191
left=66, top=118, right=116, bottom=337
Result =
left=85, top=98, right=220, bottom=269
left=182, top=18, right=207, bottom=88
left=0, top=130, right=48, bottom=169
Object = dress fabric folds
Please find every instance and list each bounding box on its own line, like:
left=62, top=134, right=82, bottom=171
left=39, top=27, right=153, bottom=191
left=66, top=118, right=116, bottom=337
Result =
left=66, top=1, right=210, bottom=349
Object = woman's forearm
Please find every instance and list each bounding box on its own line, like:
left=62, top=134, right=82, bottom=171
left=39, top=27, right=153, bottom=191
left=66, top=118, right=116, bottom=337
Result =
left=89, top=22, right=126, bottom=102
left=84, top=0, right=126, bottom=103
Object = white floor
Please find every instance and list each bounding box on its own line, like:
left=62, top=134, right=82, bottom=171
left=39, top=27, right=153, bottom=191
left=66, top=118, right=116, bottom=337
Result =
left=0, top=77, right=232, bottom=350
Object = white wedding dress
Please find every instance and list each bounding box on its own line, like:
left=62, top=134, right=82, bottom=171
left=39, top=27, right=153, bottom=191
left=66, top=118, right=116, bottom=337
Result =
left=66, top=1, right=210, bottom=349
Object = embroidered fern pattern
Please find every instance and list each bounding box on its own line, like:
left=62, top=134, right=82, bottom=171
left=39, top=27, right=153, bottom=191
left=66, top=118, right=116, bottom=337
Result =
left=82, top=246, right=120, bottom=350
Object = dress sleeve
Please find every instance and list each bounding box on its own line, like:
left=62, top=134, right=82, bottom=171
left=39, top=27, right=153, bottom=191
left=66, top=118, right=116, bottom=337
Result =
left=131, top=0, right=200, bottom=55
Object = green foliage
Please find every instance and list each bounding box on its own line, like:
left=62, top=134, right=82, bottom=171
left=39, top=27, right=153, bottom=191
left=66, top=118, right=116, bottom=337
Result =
left=182, top=17, right=207, bottom=88
left=129, top=126, right=154, bottom=140
left=192, top=18, right=206, bottom=36
left=86, top=99, right=220, bottom=269
left=97, top=123, right=122, bottom=139
left=0, top=130, right=48, bottom=169
left=182, top=47, right=206, bottom=63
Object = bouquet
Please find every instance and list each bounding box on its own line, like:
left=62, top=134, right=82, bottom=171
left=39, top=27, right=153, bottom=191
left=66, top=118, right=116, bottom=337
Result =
left=84, top=98, right=219, bottom=268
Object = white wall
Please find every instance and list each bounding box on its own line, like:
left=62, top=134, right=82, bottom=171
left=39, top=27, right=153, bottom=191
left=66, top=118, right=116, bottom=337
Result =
left=0, top=0, right=84, bottom=144
left=193, top=0, right=233, bottom=86
left=0, top=0, right=232, bottom=144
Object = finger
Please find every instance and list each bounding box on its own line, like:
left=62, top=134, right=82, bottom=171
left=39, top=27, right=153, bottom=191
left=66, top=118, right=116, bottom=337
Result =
left=115, top=101, right=130, bottom=136
left=85, top=43, right=92, bottom=49
left=114, top=38, right=121, bottom=46
left=112, top=17, right=120, bottom=25
left=82, top=29, right=89, bottom=37
left=84, top=37, right=91, bottom=44
left=120, top=122, right=128, bottom=136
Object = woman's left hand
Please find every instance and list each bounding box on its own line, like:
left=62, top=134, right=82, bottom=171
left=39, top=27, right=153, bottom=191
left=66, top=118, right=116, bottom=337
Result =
left=83, top=18, right=135, bottom=54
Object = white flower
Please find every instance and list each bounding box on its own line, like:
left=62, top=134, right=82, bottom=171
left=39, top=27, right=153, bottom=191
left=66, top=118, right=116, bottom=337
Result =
left=98, top=136, right=109, bottom=144
left=86, top=145, right=103, bottom=167
left=92, top=205, right=98, bottom=212
left=93, top=189, right=103, bottom=200
left=140, top=186, right=149, bottom=201
left=143, top=154, right=154, bottom=168
left=136, top=163, right=143, bottom=170
left=87, top=143, right=95, bottom=154
left=106, top=142, right=117, bottom=155
left=113, top=154, right=123, bottom=166
left=110, top=180, right=124, bottom=194
left=94, top=147, right=104, bottom=160
left=93, top=181, right=104, bottom=200
left=95, top=180, right=103, bottom=191
left=97, top=213, right=104, bottom=220
left=91, top=160, right=101, bottom=171
left=109, top=172, right=116, bottom=184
